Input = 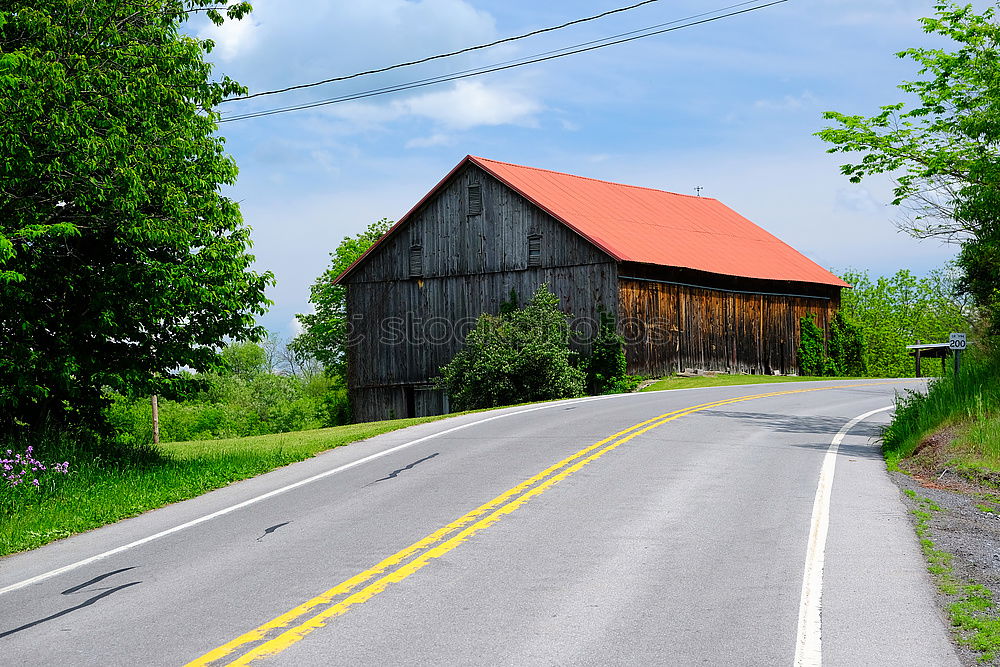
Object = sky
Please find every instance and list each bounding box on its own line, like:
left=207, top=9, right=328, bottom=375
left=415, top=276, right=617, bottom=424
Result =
left=191, top=0, right=981, bottom=338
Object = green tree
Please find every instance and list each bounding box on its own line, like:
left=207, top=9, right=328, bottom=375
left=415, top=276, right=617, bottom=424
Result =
left=293, top=218, right=393, bottom=373
left=438, top=285, right=585, bottom=410
left=220, top=341, right=268, bottom=381
left=839, top=267, right=972, bottom=376
left=0, top=1, right=271, bottom=433
left=816, top=2, right=1000, bottom=328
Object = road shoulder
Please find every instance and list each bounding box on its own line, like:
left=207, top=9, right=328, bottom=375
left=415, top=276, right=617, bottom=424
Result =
left=824, top=420, right=960, bottom=666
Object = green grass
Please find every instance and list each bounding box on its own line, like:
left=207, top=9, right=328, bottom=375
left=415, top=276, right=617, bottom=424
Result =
left=907, top=490, right=1000, bottom=663
left=953, top=416, right=1000, bottom=473
left=640, top=373, right=861, bottom=392
left=0, top=414, right=454, bottom=557
left=883, top=351, right=1000, bottom=472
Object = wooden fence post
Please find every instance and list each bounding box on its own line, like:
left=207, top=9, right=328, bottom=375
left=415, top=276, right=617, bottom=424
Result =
left=151, top=394, right=160, bottom=446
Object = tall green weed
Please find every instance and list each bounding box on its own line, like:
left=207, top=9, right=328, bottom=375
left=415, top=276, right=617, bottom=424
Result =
left=882, top=349, right=1000, bottom=466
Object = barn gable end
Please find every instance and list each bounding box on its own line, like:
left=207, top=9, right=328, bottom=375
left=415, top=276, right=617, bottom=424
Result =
left=341, top=162, right=618, bottom=422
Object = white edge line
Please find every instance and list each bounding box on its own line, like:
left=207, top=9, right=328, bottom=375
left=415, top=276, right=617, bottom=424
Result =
left=0, top=391, right=644, bottom=597
left=793, top=404, right=893, bottom=667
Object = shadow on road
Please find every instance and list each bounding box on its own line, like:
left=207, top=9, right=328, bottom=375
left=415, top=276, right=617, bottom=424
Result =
left=702, top=410, right=887, bottom=461
left=705, top=410, right=884, bottom=438
left=0, top=569, right=141, bottom=639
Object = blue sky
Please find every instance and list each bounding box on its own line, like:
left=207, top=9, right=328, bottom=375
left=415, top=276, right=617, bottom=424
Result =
left=193, top=0, right=979, bottom=338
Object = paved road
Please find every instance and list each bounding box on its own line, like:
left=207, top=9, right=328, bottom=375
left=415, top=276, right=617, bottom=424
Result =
left=0, top=380, right=959, bottom=666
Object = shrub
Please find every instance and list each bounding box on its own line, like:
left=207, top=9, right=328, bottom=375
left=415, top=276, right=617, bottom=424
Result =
left=586, top=310, right=640, bottom=394
left=103, top=363, right=348, bottom=445
left=438, top=285, right=585, bottom=410
left=797, top=313, right=828, bottom=376
left=828, top=311, right=867, bottom=377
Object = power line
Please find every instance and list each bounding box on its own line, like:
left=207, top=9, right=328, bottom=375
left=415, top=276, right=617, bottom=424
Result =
left=219, top=0, right=787, bottom=124
left=222, top=0, right=664, bottom=103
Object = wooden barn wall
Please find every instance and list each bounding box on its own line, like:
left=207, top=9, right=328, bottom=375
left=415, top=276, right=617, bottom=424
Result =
left=347, top=265, right=617, bottom=422
left=618, top=278, right=839, bottom=377
left=345, top=163, right=618, bottom=423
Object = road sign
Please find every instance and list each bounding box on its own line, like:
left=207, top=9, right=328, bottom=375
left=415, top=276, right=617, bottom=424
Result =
left=949, top=333, right=967, bottom=351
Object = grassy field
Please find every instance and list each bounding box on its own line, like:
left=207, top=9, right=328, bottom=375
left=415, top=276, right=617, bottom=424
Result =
left=640, top=373, right=861, bottom=392
left=0, top=414, right=454, bottom=557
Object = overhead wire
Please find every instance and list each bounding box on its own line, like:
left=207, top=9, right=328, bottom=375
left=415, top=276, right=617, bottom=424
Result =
left=218, top=0, right=787, bottom=124
left=222, top=0, right=665, bottom=103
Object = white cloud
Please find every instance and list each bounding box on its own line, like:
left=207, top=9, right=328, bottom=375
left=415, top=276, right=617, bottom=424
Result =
left=198, top=15, right=260, bottom=62
left=319, top=79, right=544, bottom=133
left=398, top=80, right=543, bottom=129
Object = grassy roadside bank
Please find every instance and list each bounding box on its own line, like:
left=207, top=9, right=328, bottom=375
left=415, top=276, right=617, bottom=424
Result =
left=883, top=352, right=1000, bottom=477
left=0, top=415, right=453, bottom=558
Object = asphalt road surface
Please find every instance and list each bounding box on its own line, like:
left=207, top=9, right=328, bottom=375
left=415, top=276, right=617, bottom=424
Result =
left=0, top=380, right=960, bottom=666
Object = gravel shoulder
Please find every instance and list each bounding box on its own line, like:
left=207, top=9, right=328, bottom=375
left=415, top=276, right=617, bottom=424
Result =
left=892, top=440, right=1000, bottom=666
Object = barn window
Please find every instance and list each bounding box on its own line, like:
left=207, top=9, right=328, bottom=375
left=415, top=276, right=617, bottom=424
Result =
left=528, top=234, right=541, bottom=267
left=409, top=245, right=423, bottom=277
left=468, top=184, right=482, bottom=216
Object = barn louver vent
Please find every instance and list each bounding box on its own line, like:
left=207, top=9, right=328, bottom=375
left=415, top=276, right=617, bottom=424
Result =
left=409, top=245, right=423, bottom=277
left=528, top=234, right=541, bottom=267
left=468, top=184, right=482, bottom=215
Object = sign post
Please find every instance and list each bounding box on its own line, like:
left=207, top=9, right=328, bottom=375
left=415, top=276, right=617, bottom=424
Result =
left=949, top=333, right=967, bottom=377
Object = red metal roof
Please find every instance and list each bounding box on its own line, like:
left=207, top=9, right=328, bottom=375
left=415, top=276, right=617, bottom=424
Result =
left=337, top=155, right=849, bottom=288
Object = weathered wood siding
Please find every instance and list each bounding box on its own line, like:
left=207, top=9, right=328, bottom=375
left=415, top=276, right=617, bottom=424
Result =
left=347, top=163, right=612, bottom=283
left=618, top=276, right=839, bottom=377
left=345, top=163, right=618, bottom=422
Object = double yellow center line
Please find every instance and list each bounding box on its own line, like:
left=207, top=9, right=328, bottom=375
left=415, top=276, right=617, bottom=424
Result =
left=188, top=383, right=896, bottom=665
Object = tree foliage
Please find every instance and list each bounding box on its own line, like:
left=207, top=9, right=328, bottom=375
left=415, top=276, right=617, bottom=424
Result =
left=293, top=218, right=393, bottom=373
left=437, top=285, right=585, bottom=410
left=817, top=2, right=1000, bottom=328
left=840, top=267, right=972, bottom=377
left=796, top=314, right=828, bottom=377
left=0, top=1, right=271, bottom=433
left=798, top=267, right=972, bottom=378
left=585, top=310, right=638, bottom=394
left=827, top=311, right=867, bottom=377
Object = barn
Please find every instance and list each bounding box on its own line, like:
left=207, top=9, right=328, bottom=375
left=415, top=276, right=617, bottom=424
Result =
left=335, top=155, right=849, bottom=422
